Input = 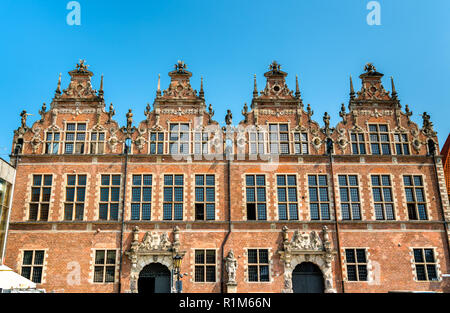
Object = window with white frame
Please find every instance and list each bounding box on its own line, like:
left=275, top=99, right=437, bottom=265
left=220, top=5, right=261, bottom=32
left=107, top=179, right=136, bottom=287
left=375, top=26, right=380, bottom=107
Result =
left=99, top=174, right=121, bottom=220
left=21, top=250, right=45, bottom=284
left=195, top=174, right=215, bottom=220
left=150, top=131, right=164, bottom=154
left=276, top=175, right=298, bottom=220
left=371, top=175, right=395, bottom=220
left=394, top=133, right=410, bottom=155
left=194, top=131, right=209, bottom=155
left=308, top=175, right=330, bottom=220
left=404, top=175, right=427, bottom=220
left=44, top=132, right=60, bottom=154
left=350, top=132, right=366, bottom=155
left=338, top=175, right=361, bottom=220
left=64, top=122, right=87, bottom=154
left=29, top=174, right=52, bottom=221
left=345, top=248, right=368, bottom=281
left=93, top=250, right=117, bottom=283
left=269, top=124, right=289, bottom=154
left=169, top=123, right=189, bottom=155
left=293, top=132, right=308, bottom=154
left=247, top=249, right=269, bottom=282
left=412, top=248, right=438, bottom=281
left=194, top=249, right=216, bottom=282
left=64, top=174, right=86, bottom=220
left=246, top=175, right=267, bottom=220
left=369, top=124, right=390, bottom=155
left=163, top=174, right=183, bottom=220
left=249, top=131, right=266, bottom=155
left=90, top=132, right=105, bottom=154
left=131, top=174, right=152, bottom=220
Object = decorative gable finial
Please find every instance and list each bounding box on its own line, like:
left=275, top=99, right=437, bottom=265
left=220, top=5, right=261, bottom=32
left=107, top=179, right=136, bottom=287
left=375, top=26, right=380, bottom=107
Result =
left=390, top=76, right=397, bottom=100
left=98, top=74, right=104, bottom=98
left=339, top=103, right=347, bottom=124
left=349, top=75, right=355, bottom=100
left=253, top=74, right=258, bottom=98
left=55, top=73, right=62, bottom=95
left=295, top=74, right=301, bottom=99
left=174, top=60, right=187, bottom=73
left=199, top=76, right=204, bottom=99
left=156, top=74, right=161, bottom=97
left=269, top=60, right=281, bottom=73
left=364, top=62, right=376, bottom=73
left=76, top=59, right=90, bottom=73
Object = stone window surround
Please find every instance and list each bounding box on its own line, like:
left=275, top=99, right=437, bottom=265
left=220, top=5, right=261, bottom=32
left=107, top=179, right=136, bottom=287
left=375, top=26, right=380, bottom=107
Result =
left=96, top=173, right=122, bottom=221
left=367, top=173, right=397, bottom=221
left=89, top=248, right=120, bottom=284
left=243, top=247, right=274, bottom=283
left=274, top=173, right=301, bottom=221
left=126, top=173, right=154, bottom=221
left=306, top=173, right=334, bottom=221
left=341, top=247, right=372, bottom=283
left=189, top=247, right=219, bottom=284
left=18, top=248, right=49, bottom=285
left=408, top=247, right=442, bottom=282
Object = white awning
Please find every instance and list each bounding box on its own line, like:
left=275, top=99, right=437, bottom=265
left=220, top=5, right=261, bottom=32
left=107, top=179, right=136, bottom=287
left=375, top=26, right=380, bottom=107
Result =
left=0, top=265, right=36, bottom=289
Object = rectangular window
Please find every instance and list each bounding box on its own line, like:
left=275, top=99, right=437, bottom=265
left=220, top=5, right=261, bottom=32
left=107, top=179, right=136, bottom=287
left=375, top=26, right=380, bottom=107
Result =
left=163, top=174, right=184, bottom=220
left=246, top=175, right=267, bottom=220
left=350, top=132, right=366, bottom=155
left=345, top=249, right=368, bottom=281
left=277, top=175, right=298, bottom=220
left=248, top=249, right=269, bottom=282
left=90, top=132, right=105, bottom=154
left=249, top=131, right=266, bottom=155
left=150, top=132, right=164, bottom=155
left=195, top=174, right=215, bottom=220
left=369, top=124, right=390, bottom=155
left=45, top=132, right=60, bottom=154
left=308, top=175, right=330, bottom=220
left=64, top=174, right=87, bottom=220
left=194, top=131, right=209, bottom=155
left=21, top=250, right=44, bottom=284
left=293, top=132, right=308, bottom=155
left=29, top=174, right=52, bottom=221
left=169, top=123, right=189, bottom=155
left=404, top=175, right=427, bottom=220
left=64, top=122, right=87, bottom=154
left=394, top=133, right=410, bottom=155
left=93, top=250, right=117, bottom=283
left=338, top=175, right=361, bottom=220
left=269, top=124, right=289, bottom=154
left=371, top=175, right=395, bottom=220
left=99, top=174, right=121, bottom=220
left=131, top=174, right=152, bottom=220
left=194, top=250, right=216, bottom=282
left=413, top=248, right=438, bottom=281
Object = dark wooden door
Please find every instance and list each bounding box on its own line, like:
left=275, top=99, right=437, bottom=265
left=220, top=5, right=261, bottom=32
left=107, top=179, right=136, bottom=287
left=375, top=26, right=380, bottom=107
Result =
left=292, top=262, right=324, bottom=293
left=138, top=263, right=171, bottom=293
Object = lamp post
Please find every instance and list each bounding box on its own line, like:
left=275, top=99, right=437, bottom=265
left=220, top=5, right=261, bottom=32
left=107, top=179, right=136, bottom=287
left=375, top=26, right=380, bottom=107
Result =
left=173, top=254, right=183, bottom=293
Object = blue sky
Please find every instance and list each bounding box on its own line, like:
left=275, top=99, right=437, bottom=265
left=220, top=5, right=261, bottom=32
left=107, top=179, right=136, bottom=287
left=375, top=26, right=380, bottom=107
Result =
left=0, top=0, right=449, bottom=159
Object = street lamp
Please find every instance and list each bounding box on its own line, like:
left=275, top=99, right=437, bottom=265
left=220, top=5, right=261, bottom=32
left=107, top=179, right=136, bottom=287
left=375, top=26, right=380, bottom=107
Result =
left=173, top=254, right=183, bottom=293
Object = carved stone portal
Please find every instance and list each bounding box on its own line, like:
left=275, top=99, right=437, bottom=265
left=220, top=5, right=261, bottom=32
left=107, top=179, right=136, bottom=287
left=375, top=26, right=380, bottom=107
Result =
left=278, top=226, right=336, bottom=293
left=125, top=226, right=185, bottom=293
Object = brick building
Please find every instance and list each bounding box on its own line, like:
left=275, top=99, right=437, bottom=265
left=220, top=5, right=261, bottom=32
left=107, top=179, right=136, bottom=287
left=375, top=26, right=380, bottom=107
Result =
left=3, top=60, right=450, bottom=293
left=441, top=134, right=450, bottom=200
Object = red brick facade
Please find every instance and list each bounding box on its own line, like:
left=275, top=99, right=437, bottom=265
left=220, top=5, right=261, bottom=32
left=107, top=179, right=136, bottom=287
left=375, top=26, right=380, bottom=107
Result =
left=4, top=60, right=450, bottom=293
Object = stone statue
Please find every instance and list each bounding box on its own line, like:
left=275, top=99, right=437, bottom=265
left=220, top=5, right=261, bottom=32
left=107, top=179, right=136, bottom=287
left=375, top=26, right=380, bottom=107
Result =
left=364, top=63, right=376, bottom=73
left=107, top=103, right=115, bottom=123
left=20, top=110, right=31, bottom=129
left=207, top=103, right=214, bottom=124
left=323, top=112, right=330, bottom=130
left=225, top=250, right=237, bottom=284
left=126, top=109, right=133, bottom=129
left=242, top=103, right=248, bottom=123
left=225, top=110, right=232, bottom=126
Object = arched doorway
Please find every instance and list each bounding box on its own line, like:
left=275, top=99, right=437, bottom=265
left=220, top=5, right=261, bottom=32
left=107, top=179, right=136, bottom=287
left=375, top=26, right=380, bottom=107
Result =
left=138, top=263, right=171, bottom=293
left=292, top=262, right=324, bottom=293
